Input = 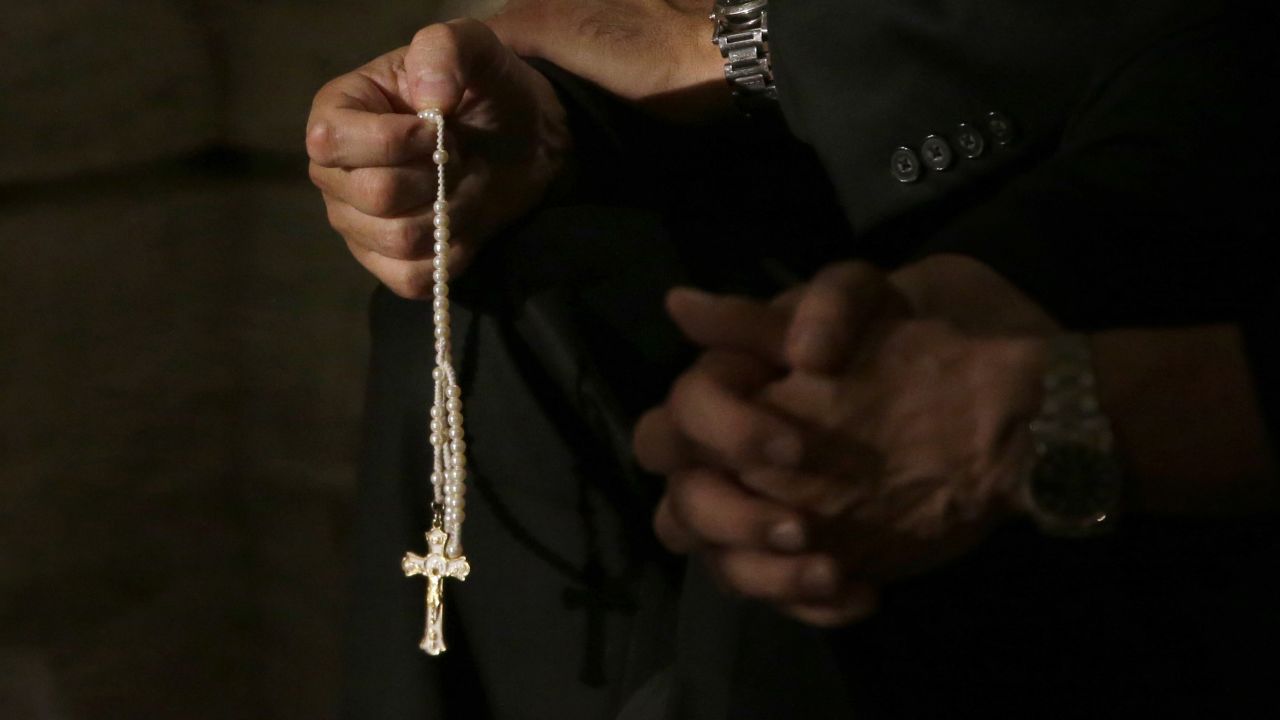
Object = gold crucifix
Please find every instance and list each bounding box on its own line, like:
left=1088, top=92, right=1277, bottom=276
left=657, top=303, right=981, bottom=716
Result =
left=402, top=526, right=470, bottom=655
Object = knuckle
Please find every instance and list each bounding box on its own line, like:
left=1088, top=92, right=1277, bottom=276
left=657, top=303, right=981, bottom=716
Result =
left=721, top=558, right=784, bottom=600
left=380, top=220, right=429, bottom=260
left=384, top=263, right=434, bottom=300
left=369, top=123, right=403, bottom=164
left=666, top=370, right=704, bottom=423
left=723, top=419, right=765, bottom=465
left=359, top=171, right=401, bottom=217
left=323, top=201, right=349, bottom=235
left=631, top=409, right=667, bottom=471
left=799, top=284, right=845, bottom=322
left=305, top=120, right=335, bottom=164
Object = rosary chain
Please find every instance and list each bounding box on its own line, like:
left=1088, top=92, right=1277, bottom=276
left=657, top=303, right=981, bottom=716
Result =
left=419, top=108, right=468, bottom=560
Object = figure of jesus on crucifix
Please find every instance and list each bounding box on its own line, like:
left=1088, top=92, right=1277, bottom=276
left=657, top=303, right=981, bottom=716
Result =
left=402, top=527, right=470, bottom=655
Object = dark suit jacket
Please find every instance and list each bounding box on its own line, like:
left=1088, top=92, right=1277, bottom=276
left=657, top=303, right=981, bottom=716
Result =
left=342, top=2, right=1279, bottom=718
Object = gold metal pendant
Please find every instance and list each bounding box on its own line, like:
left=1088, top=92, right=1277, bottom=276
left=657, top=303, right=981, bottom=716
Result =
left=402, top=525, right=470, bottom=655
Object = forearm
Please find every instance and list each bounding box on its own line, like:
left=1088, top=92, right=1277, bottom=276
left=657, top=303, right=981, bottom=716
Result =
left=1092, top=325, right=1278, bottom=515
left=892, top=254, right=1277, bottom=516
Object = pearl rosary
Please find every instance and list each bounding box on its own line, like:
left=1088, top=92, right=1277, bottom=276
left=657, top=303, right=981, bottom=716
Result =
left=400, top=108, right=471, bottom=656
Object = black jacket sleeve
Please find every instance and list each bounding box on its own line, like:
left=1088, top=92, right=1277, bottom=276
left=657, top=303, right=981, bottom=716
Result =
left=770, top=1, right=1277, bottom=327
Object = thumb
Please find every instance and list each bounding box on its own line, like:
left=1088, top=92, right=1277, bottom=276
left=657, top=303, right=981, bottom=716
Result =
left=785, top=262, right=906, bottom=373
left=482, top=6, right=539, bottom=57
left=666, top=287, right=791, bottom=366
left=404, top=18, right=509, bottom=114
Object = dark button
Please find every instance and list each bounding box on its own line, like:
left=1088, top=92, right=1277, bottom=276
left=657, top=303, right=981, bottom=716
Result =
left=891, top=147, right=921, bottom=183
left=986, top=111, right=1016, bottom=146
left=955, top=123, right=986, bottom=158
left=921, top=135, right=954, bottom=171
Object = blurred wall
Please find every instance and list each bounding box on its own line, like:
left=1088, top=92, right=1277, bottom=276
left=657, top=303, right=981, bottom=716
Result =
left=0, top=1, right=501, bottom=717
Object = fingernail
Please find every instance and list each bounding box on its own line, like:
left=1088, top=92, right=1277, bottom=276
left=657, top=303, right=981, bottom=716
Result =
left=801, top=561, right=838, bottom=596
left=765, top=434, right=803, bottom=467
left=413, top=72, right=454, bottom=112
left=767, top=520, right=807, bottom=552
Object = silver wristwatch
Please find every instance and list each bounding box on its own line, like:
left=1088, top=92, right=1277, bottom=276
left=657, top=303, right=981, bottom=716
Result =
left=1021, top=334, right=1124, bottom=537
left=710, top=0, right=778, bottom=111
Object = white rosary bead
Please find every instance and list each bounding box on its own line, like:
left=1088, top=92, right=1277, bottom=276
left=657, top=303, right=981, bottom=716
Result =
left=433, top=213, right=450, bottom=229
left=433, top=149, right=450, bottom=165
left=433, top=284, right=448, bottom=298
left=434, top=200, right=449, bottom=214
left=433, top=269, right=448, bottom=284
left=434, top=227, right=451, bottom=242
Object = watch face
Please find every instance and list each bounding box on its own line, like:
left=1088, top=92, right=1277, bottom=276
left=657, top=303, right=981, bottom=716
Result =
left=1029, top=442, right=1123, bottom=528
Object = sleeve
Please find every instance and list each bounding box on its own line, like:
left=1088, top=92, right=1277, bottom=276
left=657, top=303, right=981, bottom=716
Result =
left=913, top=13, right=1280, bottom=329
left=769, top=3, right=1277, bottom=329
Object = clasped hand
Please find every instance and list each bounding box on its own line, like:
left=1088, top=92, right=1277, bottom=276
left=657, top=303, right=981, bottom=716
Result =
left=634, top=263, right=1043, bottom=626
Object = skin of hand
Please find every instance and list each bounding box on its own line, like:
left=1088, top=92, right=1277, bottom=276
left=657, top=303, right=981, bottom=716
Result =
left=306, top=19, right=572, bottom=298
left=485, top=0, right=733, bottom=121
left=633, top=262, right=1046, bottom=626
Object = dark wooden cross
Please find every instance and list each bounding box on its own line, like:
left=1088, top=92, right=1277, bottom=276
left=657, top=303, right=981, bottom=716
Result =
left=561, top=561, right=636, bottom=687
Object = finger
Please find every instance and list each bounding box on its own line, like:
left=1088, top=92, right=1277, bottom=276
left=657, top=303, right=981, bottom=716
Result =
left=666, top=468, right=809, bottom=552
left=705, top=549, right=842, bottom=603
left=406, top=19, right=512, bottom=113
left=344, top=240, right=440, bottom=300
left=786, top=262, right=896, bottom=373
left=665, top=287, right=790, bottom=365
left=310, top=164, right=438, bottom=218
left=667, top=352, right=803, bottom=469
left=633, top=406, right=702, bottom=475
left=307, top=90, right=437, bottom=168
left=324, top=197, right=439, bottom=261
left=653, top=493, right=696, bottom=554
left=738, top=466, right=873, bottom=518
left=781, top=585, right=880, bottom=627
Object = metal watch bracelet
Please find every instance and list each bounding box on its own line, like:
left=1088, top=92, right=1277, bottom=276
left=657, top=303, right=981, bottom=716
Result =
left=711, top=0, right=777, bottom=112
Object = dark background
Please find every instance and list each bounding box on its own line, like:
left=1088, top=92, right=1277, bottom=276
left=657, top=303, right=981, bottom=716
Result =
left=0, top=2, right=498, bottom=717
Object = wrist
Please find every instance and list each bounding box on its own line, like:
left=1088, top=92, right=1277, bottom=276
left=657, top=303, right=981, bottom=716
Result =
left=972, top=335, right=1048, bottom=521
left=1017, top=334, right=1125, bottom=536
left=643, top=8, right=737, bottom=121
left=889, top=254, right=1059, bottom=335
